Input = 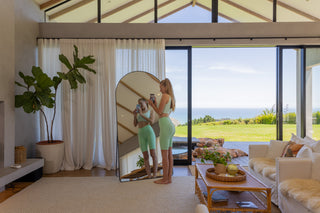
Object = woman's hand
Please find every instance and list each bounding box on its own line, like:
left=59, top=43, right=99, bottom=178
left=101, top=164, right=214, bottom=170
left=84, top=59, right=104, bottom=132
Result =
left=133, top=109, right=138, bottom=116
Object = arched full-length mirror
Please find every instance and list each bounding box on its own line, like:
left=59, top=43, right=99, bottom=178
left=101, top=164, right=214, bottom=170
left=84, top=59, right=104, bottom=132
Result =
left=116, top=71, right=163, bottom=182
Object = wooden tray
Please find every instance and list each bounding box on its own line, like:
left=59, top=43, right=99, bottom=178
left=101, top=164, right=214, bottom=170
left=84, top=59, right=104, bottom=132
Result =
left=206, top=168, right=246, bottom=182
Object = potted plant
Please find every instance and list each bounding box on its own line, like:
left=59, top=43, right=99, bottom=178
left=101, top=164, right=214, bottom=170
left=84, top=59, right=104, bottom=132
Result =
left=200, top=145, right=231, bottom=174
left=15, top=45, right=96, bottom=174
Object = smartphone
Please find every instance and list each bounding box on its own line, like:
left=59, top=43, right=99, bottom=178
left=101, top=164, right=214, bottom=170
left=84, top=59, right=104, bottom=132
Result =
left=136, top=104, right=140, bottom=111
left=150, top=94, right=155, bottom=103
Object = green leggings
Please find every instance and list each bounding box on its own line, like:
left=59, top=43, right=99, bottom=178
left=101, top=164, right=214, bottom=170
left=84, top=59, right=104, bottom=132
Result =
left=159, top=117, right=175, bottom=150
left=138, top=125, right=156, bottom=152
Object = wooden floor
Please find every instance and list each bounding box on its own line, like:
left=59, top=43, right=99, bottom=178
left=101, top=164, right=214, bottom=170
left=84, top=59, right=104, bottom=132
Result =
left=0, top=166, right=191, bottom=203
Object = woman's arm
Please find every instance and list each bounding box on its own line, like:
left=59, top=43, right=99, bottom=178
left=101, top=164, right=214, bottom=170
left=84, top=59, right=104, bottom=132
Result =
left=133, top=110, right=138, bottom=127
left=138, top=109, right=155, bottom=124
left=149, top=94, right=169, bottom=116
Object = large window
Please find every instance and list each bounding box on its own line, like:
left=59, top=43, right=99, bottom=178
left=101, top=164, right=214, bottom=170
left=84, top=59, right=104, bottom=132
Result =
left=191, top=47, right=276, bottom=142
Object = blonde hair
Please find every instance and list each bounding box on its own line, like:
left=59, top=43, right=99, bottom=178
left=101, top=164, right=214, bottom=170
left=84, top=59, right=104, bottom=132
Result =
left=160, top=78, right=176, bottom=111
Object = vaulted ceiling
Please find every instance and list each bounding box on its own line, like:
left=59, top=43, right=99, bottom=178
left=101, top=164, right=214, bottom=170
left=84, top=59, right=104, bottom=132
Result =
left=34, top=0, right=320, bottom=23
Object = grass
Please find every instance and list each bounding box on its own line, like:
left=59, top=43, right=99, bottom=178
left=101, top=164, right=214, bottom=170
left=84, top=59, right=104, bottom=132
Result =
left=175, top=124, right=320, bottom=141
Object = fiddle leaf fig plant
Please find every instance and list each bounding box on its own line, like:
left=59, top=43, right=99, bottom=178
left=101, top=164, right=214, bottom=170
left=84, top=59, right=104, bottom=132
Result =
left=15, top=45, right=96, bottom=143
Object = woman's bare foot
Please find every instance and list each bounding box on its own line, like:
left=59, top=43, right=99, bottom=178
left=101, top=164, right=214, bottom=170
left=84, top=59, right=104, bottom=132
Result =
left=154, top=179, right=171, bottom=184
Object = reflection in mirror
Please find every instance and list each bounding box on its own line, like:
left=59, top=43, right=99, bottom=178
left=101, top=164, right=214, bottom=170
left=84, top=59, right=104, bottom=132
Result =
left=116, top=71, right=163, bottom=182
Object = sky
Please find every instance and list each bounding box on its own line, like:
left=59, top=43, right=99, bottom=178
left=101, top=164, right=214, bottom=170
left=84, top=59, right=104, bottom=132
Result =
left=161, top=5, right=320, bottom=110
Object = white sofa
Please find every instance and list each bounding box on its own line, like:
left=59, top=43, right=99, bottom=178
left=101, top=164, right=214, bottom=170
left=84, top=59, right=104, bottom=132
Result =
left=248, top=135, right=318, bottom=206
left=248, top=143, right=281, bottom=205
left=278, top=153, right=320, bottom=213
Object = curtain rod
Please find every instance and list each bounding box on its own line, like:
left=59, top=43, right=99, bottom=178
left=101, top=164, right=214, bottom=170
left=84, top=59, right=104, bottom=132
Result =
left=36, top=36, right=320, bottom=40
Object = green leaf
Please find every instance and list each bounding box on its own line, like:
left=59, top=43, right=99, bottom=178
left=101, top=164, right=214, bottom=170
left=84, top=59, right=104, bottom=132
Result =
left=59, top=54, right=73, bottom=70
left=15, top=81, right=27, bottom=89
left=18, top=71, right=35, bottom=87
left=79, top=55, right=95, bottom=65
left=15, top=95, right=25, bottom=108
left=73, top=45, right=79, bottom=65
left=23, top=102, right=35, bottom=113
left=76, top=63, right=96, bottom=74
left=73, top=72, right=86, bottom=84
left=53, top=76, right=62, bottom=90
left=38, top=94, right=54, bottom=108
left=32, top=66, right=54, bottom=90
left=66, top=72, right=78, bottom=89
left=57, top=72, right=67, bottom=80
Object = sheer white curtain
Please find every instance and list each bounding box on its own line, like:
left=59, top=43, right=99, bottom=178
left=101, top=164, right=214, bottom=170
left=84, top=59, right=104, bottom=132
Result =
left=115, top=39, right=165, bottom=81
left=38, top=38, right=165, bottom=171
left=38, top=39, right=62, bottom=142
left=59, top=39, right=117, bottom=170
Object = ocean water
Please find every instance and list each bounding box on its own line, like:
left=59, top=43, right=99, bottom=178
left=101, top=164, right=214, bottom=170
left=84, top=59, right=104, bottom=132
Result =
left=170, top=108, right=266, bottom=124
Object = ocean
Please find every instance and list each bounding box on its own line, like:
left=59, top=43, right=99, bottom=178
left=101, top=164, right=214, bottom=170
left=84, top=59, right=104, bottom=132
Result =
left=170, top=108, right=283, bottom=124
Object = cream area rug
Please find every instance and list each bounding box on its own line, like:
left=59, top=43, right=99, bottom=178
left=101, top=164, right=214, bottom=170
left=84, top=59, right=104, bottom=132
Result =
left=0, top=176, right=199, bottom=213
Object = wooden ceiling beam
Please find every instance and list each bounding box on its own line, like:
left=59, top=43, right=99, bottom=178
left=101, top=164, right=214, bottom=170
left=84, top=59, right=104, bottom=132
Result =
left=267, top=0, right=320, bottom=22
left=118, top=122, right=137, bottom=136
left=196, top=2, right=239, bottom=23
left=146, top=73, right=160, bottom=84
left=124, top=0, right=175, bottom=23
left=117, top=103, right=133, bottom=114
left=88, top=0, right=142, bottom=23
left=221, top=0, right=271, bottom=22
left=120, top=80, right=148, bottom=100
left=40, top=0, right=65, bottom=10
left=49, top=0, right=94, bottom=20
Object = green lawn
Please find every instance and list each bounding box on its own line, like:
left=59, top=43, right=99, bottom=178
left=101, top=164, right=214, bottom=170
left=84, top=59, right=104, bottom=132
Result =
left=175, top=124, right=320, bottom=141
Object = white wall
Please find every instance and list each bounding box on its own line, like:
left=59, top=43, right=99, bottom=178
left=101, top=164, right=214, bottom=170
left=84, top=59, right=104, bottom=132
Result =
left=0, top=1, right=15, bottom=167
left=15, top=0, right=43, bottom=157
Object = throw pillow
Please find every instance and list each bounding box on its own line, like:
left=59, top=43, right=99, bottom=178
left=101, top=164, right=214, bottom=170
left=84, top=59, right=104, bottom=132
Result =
left=290, top=133, right=305, bottom=144
left=266, top=140, right=289, bottom=158
left=296, top=145, right=313, bottom=158
left=303, top=136, right=320, bottom=153
left=281, top=141, right=304, bottom=157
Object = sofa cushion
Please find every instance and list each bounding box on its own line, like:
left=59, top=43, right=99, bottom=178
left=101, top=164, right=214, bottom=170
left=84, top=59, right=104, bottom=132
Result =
left=279, top=179, right=320, bottom=212
left=266, top=140, right=289, bottom=159
left=249, top=158, right=276, bottom=181
left=281, top=141, right=304, bottom=157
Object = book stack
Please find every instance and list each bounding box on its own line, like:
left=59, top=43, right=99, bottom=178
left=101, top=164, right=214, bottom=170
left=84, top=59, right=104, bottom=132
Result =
left=202, top=190, right=228, bottom=206
left=236, top=201, right=258, bottom=209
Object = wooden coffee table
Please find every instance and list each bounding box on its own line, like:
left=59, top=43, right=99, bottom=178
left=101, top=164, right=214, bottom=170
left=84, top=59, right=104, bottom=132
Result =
left=195, top=164, right=271, bottom=212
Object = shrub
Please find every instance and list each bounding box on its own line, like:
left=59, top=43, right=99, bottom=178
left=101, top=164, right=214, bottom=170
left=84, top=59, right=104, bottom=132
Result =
left=283, top=112, right=296, bottom=124
left=313, top=111, right=320, bottom=124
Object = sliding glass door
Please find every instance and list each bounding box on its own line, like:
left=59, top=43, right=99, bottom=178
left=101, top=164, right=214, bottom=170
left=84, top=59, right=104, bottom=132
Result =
left=306, top=48, right=320, bottom=140
left=277, top=46, right=320, bottom=140
left=165, top=47, right=192, bottom=165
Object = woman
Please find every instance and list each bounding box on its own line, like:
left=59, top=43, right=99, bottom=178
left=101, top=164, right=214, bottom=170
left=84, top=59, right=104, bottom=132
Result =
left=133, top=98, right=158, bottom=178
left=149, top=78, right=175, bottom=184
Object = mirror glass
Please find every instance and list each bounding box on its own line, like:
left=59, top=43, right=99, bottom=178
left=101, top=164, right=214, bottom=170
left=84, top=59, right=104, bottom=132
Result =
left=116, top=71, right=163, bottom=182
